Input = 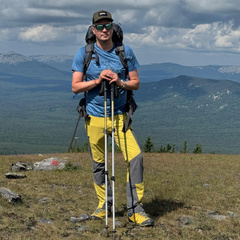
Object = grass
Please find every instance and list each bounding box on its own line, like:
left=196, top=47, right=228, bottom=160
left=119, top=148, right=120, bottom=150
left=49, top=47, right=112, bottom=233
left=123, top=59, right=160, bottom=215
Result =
left=1, top=152, right=240, bottom=239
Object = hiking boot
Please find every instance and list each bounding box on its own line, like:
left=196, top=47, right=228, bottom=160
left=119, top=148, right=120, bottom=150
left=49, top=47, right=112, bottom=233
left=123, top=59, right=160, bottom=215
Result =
left=90, top=207, right=111, bottom=220
left=128, top=211, right=154, bottom=227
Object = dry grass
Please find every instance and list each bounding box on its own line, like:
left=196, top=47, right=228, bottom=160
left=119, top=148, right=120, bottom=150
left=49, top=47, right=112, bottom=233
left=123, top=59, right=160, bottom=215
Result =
left=1, top=152, right=240, bottom=239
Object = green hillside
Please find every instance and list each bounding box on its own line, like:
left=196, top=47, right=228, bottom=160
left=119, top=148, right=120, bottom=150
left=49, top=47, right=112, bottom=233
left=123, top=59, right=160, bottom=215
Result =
left=0, top=61, right=70, bottom=80
left=138, top=63, right=240, bottom=82
left=133, top=76, right=240, bottom=154
left=1, top=73, right=240, bottom=155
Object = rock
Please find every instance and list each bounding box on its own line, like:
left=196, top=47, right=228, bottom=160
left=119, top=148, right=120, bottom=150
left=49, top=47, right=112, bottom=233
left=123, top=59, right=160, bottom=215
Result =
left=0, top=187, right=22, bottom=203
left=178, top=216, right=194, bottom=226
left=208, top=212, right=227, bottom=221
left=80, top=213, right=90, bottom=221
left=33, top=157, right=67, bottom=170
left=115, top=220, right=123, bottom=227
left=38, top=197, right=48, bottom=204
left=70, top=216, right=80, bottom=223
left=228, top=211, right=238, bottom=218
left=70, top=214, right=90, bottom=223
left=37, top=218, right=54, bottom=224
left=9, top=161, right=34, bottom=171
left=77, top=225, right=88, bottom=232
left=5, top=172, right=27, bottom=179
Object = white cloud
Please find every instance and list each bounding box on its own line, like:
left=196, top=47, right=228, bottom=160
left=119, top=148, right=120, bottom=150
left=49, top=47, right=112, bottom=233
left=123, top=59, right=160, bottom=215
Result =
left=19, top=25, right=74, bottom=43
left=0, top=29, right=10, bottom=41
left=123, top=19, right=240, bottom=55
left=184, top=0, right=240, bottom=13
left=182, top=21, right=240, bottom=52
left=214, top=22, right=240, bottom=49
left=25, top=8, right=79, bottom=19
left=1, top=0, right=240, bottom=64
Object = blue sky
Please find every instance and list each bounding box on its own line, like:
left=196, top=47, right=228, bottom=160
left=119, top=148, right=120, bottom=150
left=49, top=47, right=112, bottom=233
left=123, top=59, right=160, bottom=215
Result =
left=1, top=0, right=240, bottom=66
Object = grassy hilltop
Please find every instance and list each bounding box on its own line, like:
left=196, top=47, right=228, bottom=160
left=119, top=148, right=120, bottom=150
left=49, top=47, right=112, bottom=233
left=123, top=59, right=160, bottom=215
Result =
left=1, top=152, right=240, bottom=239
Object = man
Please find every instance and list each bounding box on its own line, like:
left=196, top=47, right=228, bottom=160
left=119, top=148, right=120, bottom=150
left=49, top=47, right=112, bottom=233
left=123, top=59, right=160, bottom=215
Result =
left=72, top=10, right=154, bottom=227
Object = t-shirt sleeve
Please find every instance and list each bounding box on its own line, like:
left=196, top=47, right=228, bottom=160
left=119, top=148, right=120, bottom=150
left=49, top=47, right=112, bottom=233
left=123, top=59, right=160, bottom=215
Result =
left=71, top=47, right=85, bottom=72
left=124, top=45, right=140, bottom=72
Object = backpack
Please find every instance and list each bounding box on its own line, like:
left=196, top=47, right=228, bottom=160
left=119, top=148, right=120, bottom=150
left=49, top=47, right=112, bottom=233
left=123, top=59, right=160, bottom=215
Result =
left=84, top=23, right=137, bottom=126
left=68, top=23, right=137, bottom=151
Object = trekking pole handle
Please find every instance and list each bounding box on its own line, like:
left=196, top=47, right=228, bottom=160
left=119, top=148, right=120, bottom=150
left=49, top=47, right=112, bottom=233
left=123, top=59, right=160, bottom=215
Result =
left=110, top=82, right=119, bottom=98
left=99, top=81, right=119, bottom=98
left=99, top=80, right=107, bottom=96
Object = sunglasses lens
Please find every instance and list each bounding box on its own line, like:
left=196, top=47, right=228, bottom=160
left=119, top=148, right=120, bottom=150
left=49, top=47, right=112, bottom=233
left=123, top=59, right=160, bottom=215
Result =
left=105, top=24, right=113, bottom=30
left=96, top=25, right=104, bottom=31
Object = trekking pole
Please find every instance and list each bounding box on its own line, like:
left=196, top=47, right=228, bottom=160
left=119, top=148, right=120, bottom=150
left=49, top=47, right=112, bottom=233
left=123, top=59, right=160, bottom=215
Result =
left=68, top=98, right=87, bottom=152
left=68, top=114, right=81, bottom=152
left=111, top=83, right=116, bottom=239
left=100, top=80, right=109, bottom=237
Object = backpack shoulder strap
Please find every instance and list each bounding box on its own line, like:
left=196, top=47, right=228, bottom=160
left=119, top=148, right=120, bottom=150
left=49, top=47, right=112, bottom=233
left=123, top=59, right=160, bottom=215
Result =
left=115, top=43, right=138, bottom=132
left=83, top=43, right=99, bottom=81
left=115, top=43, right=129, bottom=78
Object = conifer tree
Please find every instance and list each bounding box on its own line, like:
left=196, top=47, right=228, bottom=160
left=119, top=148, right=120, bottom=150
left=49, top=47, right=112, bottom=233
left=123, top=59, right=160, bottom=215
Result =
left=180, top=140, right=189, bottom=153
left=143, top=136, right=154, bottom=152
left=193, top=143, right=202, bottom=154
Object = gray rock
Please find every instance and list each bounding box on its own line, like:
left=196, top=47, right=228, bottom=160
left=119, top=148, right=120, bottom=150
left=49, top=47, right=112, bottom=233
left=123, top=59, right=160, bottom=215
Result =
left=38, top=197, right=48, bottom=204
left=9, top=161, right=34, bottom=172
left=37, top=218, right=54, bottom=224
left=0, top=187, right=22, bottom=203
left=70, top=214, right=90, bottom=223
left=115, top=220, right=123, bottom=227
left=178, top=216, right=194, bottom=226
left=77, top=225, right=88, bottom=232
left=228, top=211, right=238, bottom=218
left=80, top=213, right=90, bottom=221
left=33, top=157, right=67, bottom=171
left=5, top=172, right=27, bottom=179
left=208, top=212, right=227, bottom=221
left=70, top=216, right=81, bottom=223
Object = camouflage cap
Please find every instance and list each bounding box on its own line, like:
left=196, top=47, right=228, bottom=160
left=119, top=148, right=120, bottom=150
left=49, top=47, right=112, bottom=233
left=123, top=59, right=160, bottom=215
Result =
left=92, top=10, right=113, bottom=24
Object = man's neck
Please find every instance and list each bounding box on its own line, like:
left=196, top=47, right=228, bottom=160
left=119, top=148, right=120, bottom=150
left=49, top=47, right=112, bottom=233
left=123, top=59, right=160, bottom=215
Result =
left=96, top=39, right=114, bottom=51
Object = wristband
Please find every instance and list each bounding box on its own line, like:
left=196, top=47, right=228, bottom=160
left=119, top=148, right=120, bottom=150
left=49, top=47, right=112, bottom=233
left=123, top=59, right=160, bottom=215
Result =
left=120, top=79, right=127, bottom=89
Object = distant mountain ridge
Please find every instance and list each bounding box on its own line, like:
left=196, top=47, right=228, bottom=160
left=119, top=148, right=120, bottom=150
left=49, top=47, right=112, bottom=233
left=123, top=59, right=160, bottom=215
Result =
left=0, top=52, right=74, bottom=64
left=30, top=54, right=74, bottom=63
left=0, top=52, right=71, bottom=80
left=0, top=52, right=32, bottom=64
left=138, top=62, right=240, bottom=82
left=1, top=52, right=240, bottom=82
left=30, top=54, right=74, bottom=72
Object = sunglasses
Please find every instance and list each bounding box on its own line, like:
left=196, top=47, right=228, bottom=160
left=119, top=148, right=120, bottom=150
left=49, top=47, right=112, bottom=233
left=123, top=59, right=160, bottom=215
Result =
left=94, top=23, right=113, bottom=31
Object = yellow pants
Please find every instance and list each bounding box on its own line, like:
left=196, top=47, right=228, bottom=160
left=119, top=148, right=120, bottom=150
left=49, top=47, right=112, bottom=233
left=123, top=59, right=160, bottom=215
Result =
left=85, top=113, right=144, bottom=214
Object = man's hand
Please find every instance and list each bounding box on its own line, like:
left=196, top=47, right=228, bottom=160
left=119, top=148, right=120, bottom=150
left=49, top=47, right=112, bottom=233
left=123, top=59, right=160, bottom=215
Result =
left=97, top=69, right=120, bottom=85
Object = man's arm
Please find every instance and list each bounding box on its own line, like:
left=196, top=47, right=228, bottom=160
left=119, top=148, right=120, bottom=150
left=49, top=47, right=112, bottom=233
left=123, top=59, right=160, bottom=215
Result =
left=72, top=71, right=98, bottom=94
left=113, top=69, right=140, bottom=90
left=125, top=69, right=140, bottom=90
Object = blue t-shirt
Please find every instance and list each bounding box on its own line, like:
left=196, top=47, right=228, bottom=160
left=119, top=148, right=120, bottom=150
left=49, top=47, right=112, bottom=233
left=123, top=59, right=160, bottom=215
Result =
left=72, top=42, right=139, bottom=117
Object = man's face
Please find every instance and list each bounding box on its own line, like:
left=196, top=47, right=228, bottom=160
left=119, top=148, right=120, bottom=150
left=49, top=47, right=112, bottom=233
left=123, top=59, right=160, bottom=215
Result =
left=92, top=19, right=113, bottom=42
